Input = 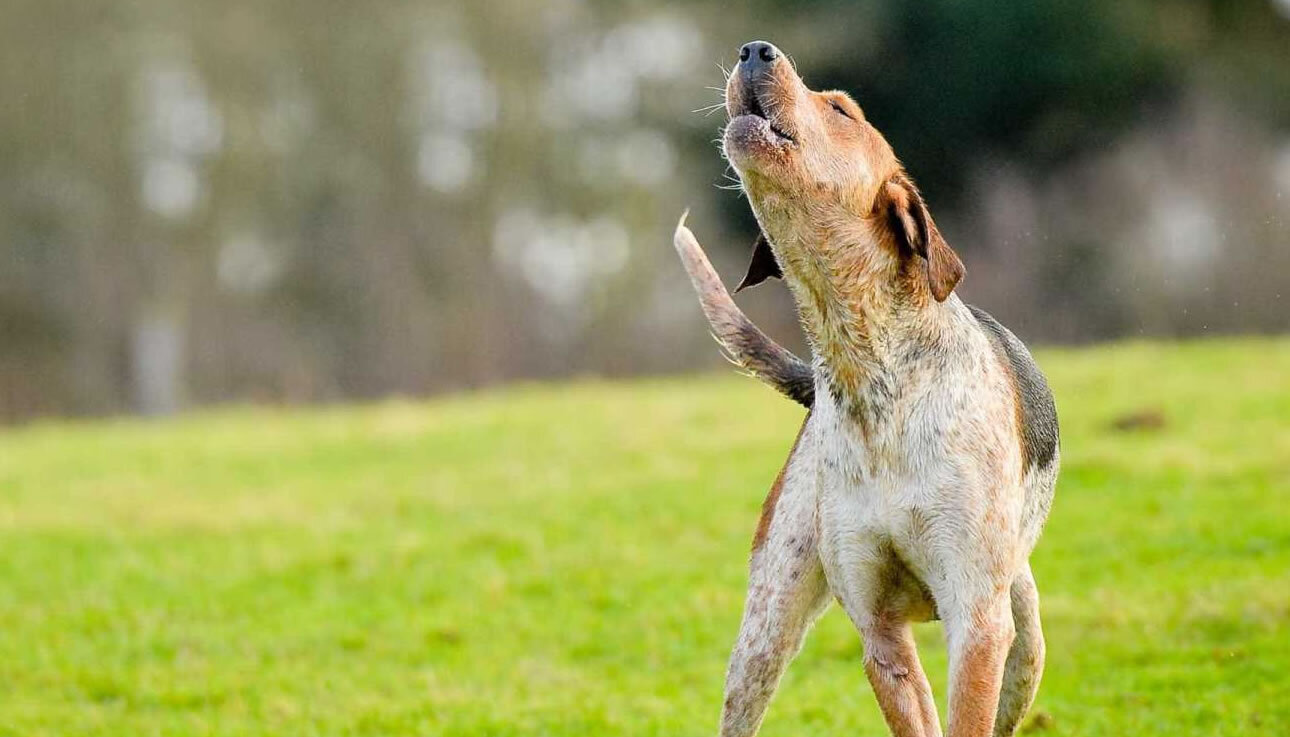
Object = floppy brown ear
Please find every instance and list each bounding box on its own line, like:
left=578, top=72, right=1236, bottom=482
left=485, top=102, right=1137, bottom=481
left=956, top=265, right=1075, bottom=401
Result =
left=880, top=174, right=964, bottom=302
left=735, top=232, right=782, bottom=293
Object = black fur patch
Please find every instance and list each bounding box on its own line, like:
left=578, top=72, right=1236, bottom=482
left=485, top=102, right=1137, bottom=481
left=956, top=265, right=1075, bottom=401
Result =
left=735, top=233, right=783, bottom=293
left=967, top=305, right=1059, bottom=470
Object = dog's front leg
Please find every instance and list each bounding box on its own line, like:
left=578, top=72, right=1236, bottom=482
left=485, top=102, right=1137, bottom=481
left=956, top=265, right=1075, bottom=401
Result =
left=719, top=418, right=829, bottom=737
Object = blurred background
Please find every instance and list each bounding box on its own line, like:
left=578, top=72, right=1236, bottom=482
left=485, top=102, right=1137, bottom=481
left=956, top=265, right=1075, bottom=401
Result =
left=3, top=0, right=1288, bottom=422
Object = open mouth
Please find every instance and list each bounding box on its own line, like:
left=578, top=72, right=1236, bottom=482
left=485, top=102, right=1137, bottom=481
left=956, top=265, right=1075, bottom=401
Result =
left=740, top=91, right=795, bottom=143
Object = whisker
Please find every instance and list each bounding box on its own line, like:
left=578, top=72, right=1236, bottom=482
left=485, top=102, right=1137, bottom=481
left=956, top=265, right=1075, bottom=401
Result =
left=692, top=102, right=727, bottom=115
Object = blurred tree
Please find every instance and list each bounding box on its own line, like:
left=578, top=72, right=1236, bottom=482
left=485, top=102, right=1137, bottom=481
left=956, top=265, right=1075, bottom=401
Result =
left=0, top=0, right=1285, bottom=421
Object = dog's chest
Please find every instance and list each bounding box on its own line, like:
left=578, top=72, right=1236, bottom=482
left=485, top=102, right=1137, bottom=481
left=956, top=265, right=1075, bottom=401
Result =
left=813, top=363, right=963, bottom=481
left=808, top=374, right=976, bottom=575
left=809, top=327, right=1008, bottom=504
left=814, top=393, right=932, bottom=518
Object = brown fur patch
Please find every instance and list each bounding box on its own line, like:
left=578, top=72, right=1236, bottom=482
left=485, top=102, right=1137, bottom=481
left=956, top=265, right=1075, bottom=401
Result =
left=751, top=412, right=811, bottom=552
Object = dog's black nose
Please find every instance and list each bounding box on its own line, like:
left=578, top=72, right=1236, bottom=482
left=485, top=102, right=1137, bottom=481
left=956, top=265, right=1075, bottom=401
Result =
left=738, top=41, right=779, bottom=71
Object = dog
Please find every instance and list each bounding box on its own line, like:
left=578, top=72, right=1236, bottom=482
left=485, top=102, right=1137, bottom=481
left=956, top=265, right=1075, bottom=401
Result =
left=672, top=41, right=1059, bottom=737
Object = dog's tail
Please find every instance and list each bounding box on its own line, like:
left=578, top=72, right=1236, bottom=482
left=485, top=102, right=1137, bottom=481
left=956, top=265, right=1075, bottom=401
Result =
left=672, top=213, right=814, bottom=408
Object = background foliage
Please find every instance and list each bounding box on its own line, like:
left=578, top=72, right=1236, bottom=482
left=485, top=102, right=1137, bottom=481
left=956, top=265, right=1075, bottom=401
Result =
left=2, top=0, right=1289, bottom=420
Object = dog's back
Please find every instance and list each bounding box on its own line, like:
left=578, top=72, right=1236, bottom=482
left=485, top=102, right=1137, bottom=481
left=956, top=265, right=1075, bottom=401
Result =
left=966, top=305, right=1058, bottom=470
left=966, top=304, right=1060, bottom=547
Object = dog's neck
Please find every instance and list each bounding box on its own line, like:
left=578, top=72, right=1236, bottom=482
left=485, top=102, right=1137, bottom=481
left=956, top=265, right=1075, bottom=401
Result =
left=767, top=214, right=953, bottom=427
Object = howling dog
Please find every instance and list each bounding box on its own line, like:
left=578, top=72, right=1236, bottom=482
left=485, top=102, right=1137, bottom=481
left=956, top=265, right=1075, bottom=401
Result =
left=672, top=41, right=1059, bottom=737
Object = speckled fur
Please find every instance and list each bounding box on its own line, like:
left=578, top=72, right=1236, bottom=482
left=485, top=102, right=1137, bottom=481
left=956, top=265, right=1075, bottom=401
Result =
left=674, top=42, right=1060, bottom=737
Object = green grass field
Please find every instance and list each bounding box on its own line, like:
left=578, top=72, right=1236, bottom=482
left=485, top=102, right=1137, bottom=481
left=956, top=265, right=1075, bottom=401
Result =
left=1, top=338, right=1288, bottom=736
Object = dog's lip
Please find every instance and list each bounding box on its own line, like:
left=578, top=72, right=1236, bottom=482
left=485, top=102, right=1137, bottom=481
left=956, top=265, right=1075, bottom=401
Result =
left=729, top=114, right=796, bottom=149
left=733, top=90, right=795, bottom=143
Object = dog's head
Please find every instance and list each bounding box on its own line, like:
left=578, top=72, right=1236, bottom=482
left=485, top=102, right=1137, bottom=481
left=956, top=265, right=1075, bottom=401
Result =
left=724, top=41, right=963, bottom=303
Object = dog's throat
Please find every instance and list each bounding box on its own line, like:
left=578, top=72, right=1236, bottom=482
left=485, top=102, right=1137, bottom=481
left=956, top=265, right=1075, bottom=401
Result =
left=766, top=236, right=908, bottom=426
left=779, top=269, right=890, bottom=420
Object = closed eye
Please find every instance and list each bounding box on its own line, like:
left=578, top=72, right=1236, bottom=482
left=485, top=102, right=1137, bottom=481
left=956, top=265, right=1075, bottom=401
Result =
left=829, top=100, right=853, bottom=120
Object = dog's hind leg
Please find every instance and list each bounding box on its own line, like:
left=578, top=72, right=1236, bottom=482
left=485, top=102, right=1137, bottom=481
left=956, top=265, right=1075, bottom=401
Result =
left=993, top=565, right=1045, bottom=736
left=941, top=582, right=1015, bottom=737
left=719, top=416, right=829, bottom=737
